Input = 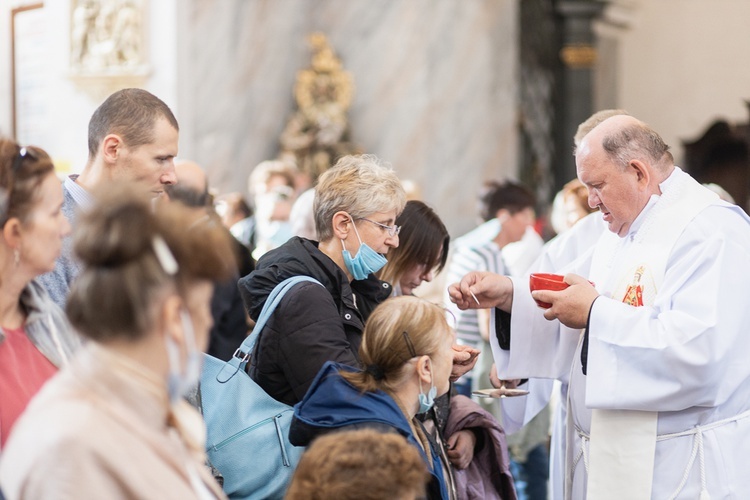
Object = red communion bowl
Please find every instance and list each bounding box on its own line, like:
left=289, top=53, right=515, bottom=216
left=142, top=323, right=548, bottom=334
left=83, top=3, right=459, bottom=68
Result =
left=529, top=273, right=568, bottom=309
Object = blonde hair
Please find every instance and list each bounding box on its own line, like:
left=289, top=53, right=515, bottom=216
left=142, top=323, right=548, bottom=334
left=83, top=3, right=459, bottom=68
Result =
left=561, top=178, right=595, bottom=219
left=313, top=154, right=406, bottom=241
left=341, top=295, right=451, bottom=393
left=550, top=178, right=596, bottom=234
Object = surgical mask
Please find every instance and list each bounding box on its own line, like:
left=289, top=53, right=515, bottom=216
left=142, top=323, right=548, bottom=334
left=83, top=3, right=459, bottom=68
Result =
left=259, top=220, right=294, bottom=249
left=417, top=360, right=437, bottom=414
left=165, top=309, right=203, bottom=403
left=341, top=215, right=388, bottom=280
left=253, top=220, right=295, bottom=261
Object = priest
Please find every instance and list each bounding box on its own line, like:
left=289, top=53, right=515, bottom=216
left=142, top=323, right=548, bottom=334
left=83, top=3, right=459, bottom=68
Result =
left=450, top=114, right=750, bottom=499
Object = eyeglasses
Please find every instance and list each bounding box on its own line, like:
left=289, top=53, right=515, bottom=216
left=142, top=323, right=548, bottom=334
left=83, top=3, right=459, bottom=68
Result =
left=357, top=217, right=401, bottom=237
left=12, top=146, right=36, bottom=174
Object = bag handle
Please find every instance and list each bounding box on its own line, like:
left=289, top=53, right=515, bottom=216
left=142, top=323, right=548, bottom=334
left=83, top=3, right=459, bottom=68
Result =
left=216, top=276, right=323, bottom=383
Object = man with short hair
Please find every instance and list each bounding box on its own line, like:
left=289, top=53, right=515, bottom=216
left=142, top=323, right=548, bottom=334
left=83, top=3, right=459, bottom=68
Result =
left=38, top=88, right=179, bottom=307
left=450, top=114, right=750, bottom=499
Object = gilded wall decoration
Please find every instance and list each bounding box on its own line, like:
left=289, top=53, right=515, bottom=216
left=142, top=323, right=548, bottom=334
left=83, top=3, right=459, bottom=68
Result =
left=279, top=33, right=360, bottom=185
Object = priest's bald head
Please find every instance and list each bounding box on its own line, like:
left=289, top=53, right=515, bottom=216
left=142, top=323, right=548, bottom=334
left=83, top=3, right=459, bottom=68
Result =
left=575, top=115, right=675, bottom=237
left=573, top=108, right=630, bottom=154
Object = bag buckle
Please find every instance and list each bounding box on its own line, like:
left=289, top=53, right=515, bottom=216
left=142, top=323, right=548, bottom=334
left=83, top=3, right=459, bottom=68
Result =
left=233, top=348, right=251, bottom=363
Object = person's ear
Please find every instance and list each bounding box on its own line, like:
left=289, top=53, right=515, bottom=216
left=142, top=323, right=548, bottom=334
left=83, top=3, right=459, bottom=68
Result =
left=101, top=134, right=123, bottom=165
left=331, top=211, right=352, bottom=240
left=2, top=217, right=23, bottom=250
left=160, top=294, right=184, bottom=342
left=416, top=355, right=432, bottom=384
left=629, top=159, right=651, bottom=189
left=496, top=209, right=510, bottom=224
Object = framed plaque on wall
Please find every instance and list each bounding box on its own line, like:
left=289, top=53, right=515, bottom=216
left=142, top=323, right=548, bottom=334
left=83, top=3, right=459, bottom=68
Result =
left=11, top=3, right=49, bottom=145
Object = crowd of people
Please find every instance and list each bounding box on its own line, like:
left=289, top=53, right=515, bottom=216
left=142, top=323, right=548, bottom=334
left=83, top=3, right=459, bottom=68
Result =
left=0, top=86, right=749, bottom=500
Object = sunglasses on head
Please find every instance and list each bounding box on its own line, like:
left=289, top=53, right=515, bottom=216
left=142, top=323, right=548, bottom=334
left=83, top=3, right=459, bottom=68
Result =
left=12, top=146, right=37, bottom=174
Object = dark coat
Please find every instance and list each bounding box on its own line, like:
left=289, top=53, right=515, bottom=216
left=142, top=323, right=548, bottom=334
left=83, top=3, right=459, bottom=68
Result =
left=445, top=395, right=517, bottom=500
left=207, top=272, right=248, bottom=362
left=290, top=362, right=449, bottom=500
left=238, top=237, right=391, bottom=405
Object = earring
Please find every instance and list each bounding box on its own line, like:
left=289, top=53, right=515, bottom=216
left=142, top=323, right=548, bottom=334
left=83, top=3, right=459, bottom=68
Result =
left=14, top=248, right=20, bottom=267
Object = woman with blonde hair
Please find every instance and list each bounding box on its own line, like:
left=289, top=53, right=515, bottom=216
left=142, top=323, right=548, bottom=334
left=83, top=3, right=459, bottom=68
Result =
left=377, top=200, right=516, bottom=499
left=290, top=296, right=456, bottom=499
left=0, top=185, right=235, bottom=499
left=550, top=178, right=596, bottom=235
left=0, top=139, right=79, bottom=449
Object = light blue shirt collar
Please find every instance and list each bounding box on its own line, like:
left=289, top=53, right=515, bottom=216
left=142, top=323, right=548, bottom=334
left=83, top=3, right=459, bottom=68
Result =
left=64, top=174, right=94, bottom=211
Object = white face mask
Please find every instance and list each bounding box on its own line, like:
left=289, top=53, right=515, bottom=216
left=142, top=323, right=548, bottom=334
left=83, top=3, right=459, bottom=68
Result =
left=165, top=309, right=203, bottom=403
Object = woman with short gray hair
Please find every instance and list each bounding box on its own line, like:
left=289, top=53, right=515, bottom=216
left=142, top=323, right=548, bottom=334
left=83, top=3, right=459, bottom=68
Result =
left=239, top=154, right=406, bottom=406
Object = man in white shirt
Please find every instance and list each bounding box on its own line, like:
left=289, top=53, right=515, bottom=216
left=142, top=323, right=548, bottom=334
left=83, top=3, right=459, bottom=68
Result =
left=450, top=114, right=750, bottom=499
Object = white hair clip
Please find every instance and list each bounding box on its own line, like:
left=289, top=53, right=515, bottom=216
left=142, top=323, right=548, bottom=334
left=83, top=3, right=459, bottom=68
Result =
left=152, top=235, right=179, bottom=275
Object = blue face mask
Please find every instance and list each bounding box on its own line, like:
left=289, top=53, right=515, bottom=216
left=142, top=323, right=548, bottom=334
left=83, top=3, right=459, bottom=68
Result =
left=417, top=360, right=437, bottom=414
left=341, top=216, right=388, bottom=280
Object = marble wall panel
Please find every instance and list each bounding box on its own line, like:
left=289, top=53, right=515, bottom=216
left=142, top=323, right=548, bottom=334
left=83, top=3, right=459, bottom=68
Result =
left=179, top=0, right=519, bottom=236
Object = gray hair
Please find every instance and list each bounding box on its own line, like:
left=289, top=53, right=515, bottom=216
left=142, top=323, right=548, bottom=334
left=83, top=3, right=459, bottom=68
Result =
left=573, top=109, right=630, bottom=153
left=314, top=154, right=406, bottom=242
left=601, top=121, right=673, bottom=171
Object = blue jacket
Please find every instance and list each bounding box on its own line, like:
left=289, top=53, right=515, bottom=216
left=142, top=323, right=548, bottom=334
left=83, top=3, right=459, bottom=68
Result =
left=289, top=361, right=449, bottom=500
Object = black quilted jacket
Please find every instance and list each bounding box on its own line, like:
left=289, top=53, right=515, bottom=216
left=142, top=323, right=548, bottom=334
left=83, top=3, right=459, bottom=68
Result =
left=238, top=237, right=391, bottom=406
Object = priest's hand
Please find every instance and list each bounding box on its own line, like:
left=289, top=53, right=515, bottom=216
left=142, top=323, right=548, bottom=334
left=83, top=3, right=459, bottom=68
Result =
left=532, top=273, right=599, bottom=329
left=489, top=364, right=521, bottom=390
left=448, top=271, right=514, bottom=312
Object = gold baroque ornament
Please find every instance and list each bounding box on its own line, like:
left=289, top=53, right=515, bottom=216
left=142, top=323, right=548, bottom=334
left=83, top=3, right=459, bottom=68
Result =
left=279, top=33, right=360, bottom=185
left=560, top=44, right=598, bottom=69
left=294, top=33, right=354, bottom=112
